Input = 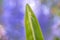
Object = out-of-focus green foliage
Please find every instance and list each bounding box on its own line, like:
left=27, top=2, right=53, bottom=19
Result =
left=0, top=0, right=2, bottom=5
left=51, top=6, right=60, bottom=16
left=25, top=4, right=44, bottom=40
left=0, top=0, right=3, bottom=15
left=51, top=1, right=60, bottom=16
left=54, top=37, right=60, bottom=40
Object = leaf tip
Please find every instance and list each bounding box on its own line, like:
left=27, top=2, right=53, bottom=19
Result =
left=26, top=4, right=31, bottom=10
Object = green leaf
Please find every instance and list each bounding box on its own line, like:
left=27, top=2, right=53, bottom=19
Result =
left=25, top=4, right=44, bottom=40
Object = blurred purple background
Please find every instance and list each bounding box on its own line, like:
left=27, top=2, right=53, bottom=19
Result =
left=0, top=0, right=60, bottom=40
